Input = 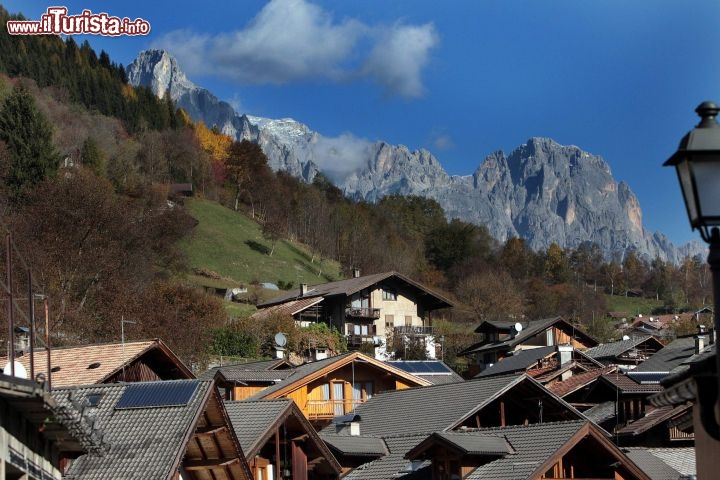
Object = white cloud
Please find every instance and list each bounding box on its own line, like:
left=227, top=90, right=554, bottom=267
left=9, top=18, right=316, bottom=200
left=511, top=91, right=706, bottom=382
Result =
left=152, top=0, right=437, bottom=97
left=363, top=23, right=439, bottom=98
left=311, top=134, right=372, bottom=182
left=433, top=133, right=455, bottom=151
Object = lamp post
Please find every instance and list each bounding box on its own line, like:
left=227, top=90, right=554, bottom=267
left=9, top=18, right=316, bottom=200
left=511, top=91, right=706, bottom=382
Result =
left=664, top=101, right=720, bottom=437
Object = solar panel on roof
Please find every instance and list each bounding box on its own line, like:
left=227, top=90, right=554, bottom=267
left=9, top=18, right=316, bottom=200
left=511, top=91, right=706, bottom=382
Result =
left=115, top=381, right=199, bottom=410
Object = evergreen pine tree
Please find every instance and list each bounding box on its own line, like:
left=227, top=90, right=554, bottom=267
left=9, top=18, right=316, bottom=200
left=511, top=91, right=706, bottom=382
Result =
left=0, top=84, right=60, bottom=196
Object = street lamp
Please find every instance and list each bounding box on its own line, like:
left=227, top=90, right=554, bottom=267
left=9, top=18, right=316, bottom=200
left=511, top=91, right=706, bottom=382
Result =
left=664, top=101, right=720, bottom=437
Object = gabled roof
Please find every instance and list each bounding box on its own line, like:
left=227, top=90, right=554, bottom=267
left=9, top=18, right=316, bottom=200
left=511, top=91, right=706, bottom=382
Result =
left=320, top=434, right=389, bottom=457
left=633, top=337, right=697, bottom=373
left=583, top=400, right=617, bottom=425
left=474, top=346, right=556, bottom=378
left=616, top=404, right=692, bottom=437
left=256, top=270, right=454, bottom=310
left=328, top=374, right=584, bottom=437
left=461, top=421, right=650, bottom=480
left=599, top=373, right=664, bottom=394
left=225, top=398, right=341, bottom=475
left=54, top=379, right=251, bottom=480
left=407, top=431, right=515, bottom=457
left=341, top=434, right=431, bottom=480
left=251, top=296, right=324, bottom=321
left=202, top=358, right=296, bottom=384
left=461, top=317, right=598, bottom=356
left=622, top=448, right=684, bottom=480
left=547, top=365, right=617, bottom=398
left=248, top=352, right=432, bottom=400
left=1, top=339, right=194, bottom=388
left=584, top=335, right=664, bottom=362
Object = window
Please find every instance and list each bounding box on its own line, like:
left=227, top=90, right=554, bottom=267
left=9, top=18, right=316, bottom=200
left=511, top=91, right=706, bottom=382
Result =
left=382, top=289, right=397, bottom=301
left=385, top=314, right=394, bottom=329
left=405, top=315, right=413, bottom=326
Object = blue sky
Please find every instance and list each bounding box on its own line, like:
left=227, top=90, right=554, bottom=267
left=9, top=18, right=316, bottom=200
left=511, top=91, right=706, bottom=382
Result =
left=4, top=0, right=720, bottom=247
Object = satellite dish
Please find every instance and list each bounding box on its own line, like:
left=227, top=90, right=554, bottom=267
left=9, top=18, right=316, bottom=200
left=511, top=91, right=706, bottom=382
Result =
left=514, top=322, right=523, bottom=333
left=622, top=335, right=631, bottom=341
left=3, top=361, right=27, bottom=379
left=274, top=332, right=287, bottom=347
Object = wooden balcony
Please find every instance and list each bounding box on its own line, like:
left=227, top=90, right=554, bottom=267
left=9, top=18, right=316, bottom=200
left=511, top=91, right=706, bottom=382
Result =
left=306, top=399, right=364, bottom=419
left=347, top=335, right=380, bottom=348
left=345, top=307, right=381, bottom=320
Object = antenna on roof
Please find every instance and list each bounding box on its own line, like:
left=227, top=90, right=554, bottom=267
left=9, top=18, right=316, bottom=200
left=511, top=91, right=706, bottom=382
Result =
left=274, top=332, right=287, bottom=359
left=121, top=317, right=136, bottom=381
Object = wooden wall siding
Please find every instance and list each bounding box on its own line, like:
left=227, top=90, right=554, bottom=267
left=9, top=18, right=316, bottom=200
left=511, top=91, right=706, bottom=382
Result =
left=395, top=379, right=413, bottom=390
left=106, top=360, right=160, bottom=383
left=232, top=385, right=266, bottom=401
left=292, top=441, right=308, bottom=480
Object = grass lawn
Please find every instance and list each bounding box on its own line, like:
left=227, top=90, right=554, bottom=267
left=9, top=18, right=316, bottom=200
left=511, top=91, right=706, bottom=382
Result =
left=605, top=294, right=664, bottom=316
left=179, top=198, right=342, bottom=288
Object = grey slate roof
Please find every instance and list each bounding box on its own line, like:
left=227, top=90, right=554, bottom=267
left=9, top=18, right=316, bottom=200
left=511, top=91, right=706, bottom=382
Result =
left=53, top=379, right=211, bottom=480
left=623, top=448, right=683, bottom=480
left=426, top=432, right=515, bottom=455
left=342, top=434, right=430, bottom=480
left=475, top=346, right=556, bottom=377
left=224, top=399, right=293, bottom=457
left=320, top=434, right=389, bottom=457
left=331, top=374, right=583, bottom=437
left=201, top=358, right=294, bottom=381
left=464, top=421, right=588, bottom=480
left=646, top=448, right=696, bottom=478
left=583, top=400, right=617, bottom=424
left=634, top=337, right=696, bottom=373
left=585, top=335, right=656, bottom=360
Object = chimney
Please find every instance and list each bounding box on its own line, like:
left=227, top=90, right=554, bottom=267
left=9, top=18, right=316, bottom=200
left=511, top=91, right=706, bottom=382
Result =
left=352, top=267, right=360, bottom=278
left=557, top=344, right=573, bottom=366
left=695, top=325, right=707, bottom=354
left=300, top=283, right=308, bottom=296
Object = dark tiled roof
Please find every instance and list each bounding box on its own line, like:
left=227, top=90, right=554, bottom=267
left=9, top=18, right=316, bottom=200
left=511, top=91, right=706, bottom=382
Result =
left=475, top=346, right=556, bottom=378
left=547, top=366, right=616, bottom=398
left=225, top=399, right=293, bottom=456
left=331, top=374, right=583, bottom=437
left=623, top=448, right=683, bottom=480
left=425, top=432, right=515, bottom=455
left=320, top=434, right=389, bottom=457
left=600, top=373, right=664, bottom=394
left=342, top=434, right=430, bottom=480
left=257, top=271, right=453, bottom=309
left=616, top=404, right=691, bottom=436
left=646, top=448, right=696, bottom=478
left=583, top=401, right=617, bottom=424
left=584, top=335, right=658, bottom=360
left=463, top=421, right=588, bottom=480
left=54, top=380, right=212, bottom=480
left=201, top=358, right=293, bottom=380
left=634, top=337, right=697, bottom=373
left=251, top=296, right=324, bottom=321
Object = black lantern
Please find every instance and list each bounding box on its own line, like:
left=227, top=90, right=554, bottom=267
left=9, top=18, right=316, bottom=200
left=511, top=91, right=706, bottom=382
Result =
left=664, top=101, right=720, bottom=243
left=664, top=100, right=720, bottom=438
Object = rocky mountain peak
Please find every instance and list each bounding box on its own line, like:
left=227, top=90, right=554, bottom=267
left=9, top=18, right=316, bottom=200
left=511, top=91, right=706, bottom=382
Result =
left=127, top=49, right=706, bottom=263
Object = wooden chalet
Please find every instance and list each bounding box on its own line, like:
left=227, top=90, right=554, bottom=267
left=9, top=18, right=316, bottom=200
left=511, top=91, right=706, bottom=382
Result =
left=460, top=317, right=598, bottom=376
left=254, top=270, right=453, bottom=355
left=241, top=352, right=431, bottom=427
left=225, top=398, right=341, bottom=480
left=404, top=421, right=651, bottom=480
left=0, top=338, right=194, bottom=389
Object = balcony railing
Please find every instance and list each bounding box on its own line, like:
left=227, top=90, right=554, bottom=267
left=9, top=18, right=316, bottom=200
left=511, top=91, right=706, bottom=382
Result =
left=394, top=325, right=433, bottom=336
left=347, top=334, right=380, bottom=347
left=345, top=307, right=381, bottom=320
left=306, top=399, right=364, bottom=419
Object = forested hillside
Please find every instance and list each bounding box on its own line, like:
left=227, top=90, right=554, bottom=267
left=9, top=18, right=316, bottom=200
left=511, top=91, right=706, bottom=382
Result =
left=0, top=5, right=711, bottom=369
